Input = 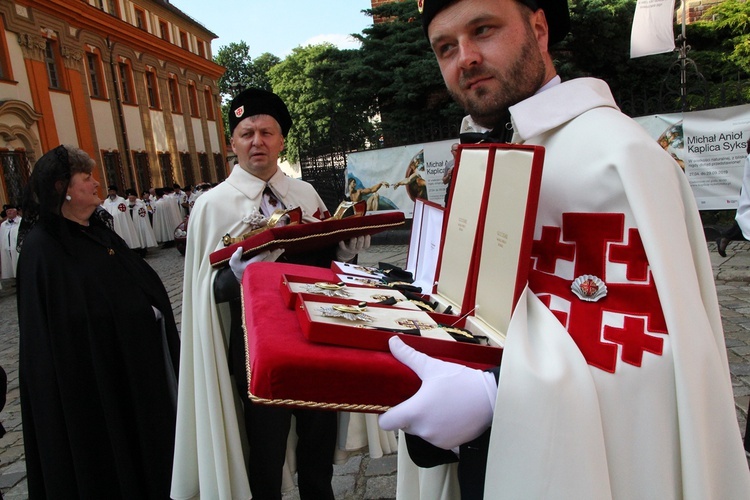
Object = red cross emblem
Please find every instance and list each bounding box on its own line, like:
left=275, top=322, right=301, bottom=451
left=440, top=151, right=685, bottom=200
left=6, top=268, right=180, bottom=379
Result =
left=138, top=207, right=147, bottom=218
left=579, top=279, right=597, bottom=295
left=118, top=203, right=126, bottom=212
left=529, top=213, right=667, bottom=373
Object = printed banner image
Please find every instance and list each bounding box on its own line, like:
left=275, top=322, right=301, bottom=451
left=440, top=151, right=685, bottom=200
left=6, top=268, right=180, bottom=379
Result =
left=635, top=104, right=750, bottom=210
left=346, top=140, right=456, bottom=218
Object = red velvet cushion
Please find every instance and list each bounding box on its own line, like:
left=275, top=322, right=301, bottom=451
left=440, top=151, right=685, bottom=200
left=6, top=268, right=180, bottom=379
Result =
left=211, top=212, right=405, bottom=268
left=242, top=262, right=498, bottom=412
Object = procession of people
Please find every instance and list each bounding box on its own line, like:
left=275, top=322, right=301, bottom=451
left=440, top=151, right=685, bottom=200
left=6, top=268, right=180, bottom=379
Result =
left=3, top=0, right=750, bottom=499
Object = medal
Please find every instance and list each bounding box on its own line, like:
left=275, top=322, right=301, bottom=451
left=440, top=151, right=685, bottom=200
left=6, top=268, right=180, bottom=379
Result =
left=319, top=302, right=374, bottom=322
left=304, top=282, right=350, bottom=298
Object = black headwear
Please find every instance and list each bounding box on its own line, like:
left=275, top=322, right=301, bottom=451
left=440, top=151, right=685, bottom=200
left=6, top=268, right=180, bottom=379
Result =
left=228, top=88, right=293, bottom=137
left=420, top=0, right=570, bottom=45
left=18, top=145, right=113, bottom=250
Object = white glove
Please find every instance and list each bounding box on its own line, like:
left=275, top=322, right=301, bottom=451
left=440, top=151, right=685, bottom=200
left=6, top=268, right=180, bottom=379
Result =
left=336, top=234, right=371, bottom=262
left=378, top=336, right=497, bottom=450
left=229, top=246, right=285, bottom=283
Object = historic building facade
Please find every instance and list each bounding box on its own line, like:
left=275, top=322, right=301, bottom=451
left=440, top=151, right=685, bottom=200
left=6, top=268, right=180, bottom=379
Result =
left=0, top=0, right=226, bottom=206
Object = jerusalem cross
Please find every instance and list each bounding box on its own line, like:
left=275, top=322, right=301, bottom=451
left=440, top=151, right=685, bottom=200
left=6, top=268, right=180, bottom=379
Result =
left=528, top=213, right=667, bottom=373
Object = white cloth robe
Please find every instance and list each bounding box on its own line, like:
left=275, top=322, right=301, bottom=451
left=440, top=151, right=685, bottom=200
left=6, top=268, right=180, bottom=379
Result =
left=153, top=197, right=177, bottom=243
left=735, top=154, right=750, bottom=238
left=127, top=198, right=158, bottom=248
left=0, top=217, right=21, bottom=279
left=397, top=77, right=750, bottom=499
left=102, top=196, right=140, bottom=249
left=172, top=165, right=334, bottom=500
left=486, top=77, right=750, bottom=499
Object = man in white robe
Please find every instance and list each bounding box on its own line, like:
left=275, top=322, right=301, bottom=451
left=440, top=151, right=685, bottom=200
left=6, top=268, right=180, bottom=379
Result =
left=171, top=88, right=372, bottom=500
left=125, top=189, right=157, bottom=252
left=0, top=205, right=21, bottom=280
left=152, top=189, right=177, bottom=245
left=141, top=190, right=155, bottom=226
left=102, top=186, right=140, bottom=250
left=164, top=186, right=185, bottom=228
left=379, top=0, right=750, bottom=499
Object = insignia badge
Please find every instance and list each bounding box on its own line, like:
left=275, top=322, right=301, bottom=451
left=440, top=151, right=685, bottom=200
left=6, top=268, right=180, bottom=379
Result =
left=318, top=302, right=373, bottom=322
left=138, top=207, right=146, bottom=217
left=118, top=203, right=126, bottom=212
left=234, top=105, right=244, bottom=118
left=571, top=274, right=607, bottom=302
left=417, top=0, right=424, bottom=13
left=396, top=318, right=435, bottom=330
left=304, top=282, right=351, bottom=298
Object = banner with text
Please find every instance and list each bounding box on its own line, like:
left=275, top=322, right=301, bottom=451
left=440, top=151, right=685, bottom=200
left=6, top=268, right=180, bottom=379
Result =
left=345, top=140, right=455, bottom=218
left=634, top=104, right=750, bottom=210
left=630, top=0, right=676, bottom=58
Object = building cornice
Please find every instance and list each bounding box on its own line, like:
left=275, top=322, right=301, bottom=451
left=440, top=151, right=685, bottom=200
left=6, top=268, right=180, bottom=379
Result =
left=14, top=0, right=224, bottom=79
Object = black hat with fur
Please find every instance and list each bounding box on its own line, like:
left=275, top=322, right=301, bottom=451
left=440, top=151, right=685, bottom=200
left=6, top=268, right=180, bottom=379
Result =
left=228, top=88, right=293, bottom=137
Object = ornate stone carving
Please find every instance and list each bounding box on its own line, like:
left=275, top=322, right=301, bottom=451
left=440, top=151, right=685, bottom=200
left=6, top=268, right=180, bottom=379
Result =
left=16, top=33, right=46, bottom=61
left=61, top=45, right=84, bottom=71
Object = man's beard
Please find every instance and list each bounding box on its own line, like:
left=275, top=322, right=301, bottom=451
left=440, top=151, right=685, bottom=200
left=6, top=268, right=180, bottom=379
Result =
left=448, top=30, right=546, bottom=129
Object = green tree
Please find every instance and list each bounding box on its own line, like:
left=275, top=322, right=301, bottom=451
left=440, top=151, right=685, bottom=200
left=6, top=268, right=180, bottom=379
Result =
left=214, top=41, right=254, bottom=99
left=688, top=0, right=750, bottom=106
left=214, top=42, right=281, bottom=142
left=269, top=44, right=376, bottom=163
left=560, top=0, right=675, bottom=113
left=353, top=1, right=463, bottom=146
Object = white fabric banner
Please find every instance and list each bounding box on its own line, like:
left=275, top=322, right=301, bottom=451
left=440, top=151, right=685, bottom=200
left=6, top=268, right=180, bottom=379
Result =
left=630, top=0, right=676, bottom=58
left=634, top=103, right=750, bottom=210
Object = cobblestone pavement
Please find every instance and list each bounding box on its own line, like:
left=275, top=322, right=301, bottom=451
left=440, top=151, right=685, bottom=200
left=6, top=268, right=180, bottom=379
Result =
left=0, top=240, right=747, bottom=498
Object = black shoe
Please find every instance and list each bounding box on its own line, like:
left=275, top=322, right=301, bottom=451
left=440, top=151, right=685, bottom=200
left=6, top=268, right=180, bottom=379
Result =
left=717, top=237, right=729, bottom=257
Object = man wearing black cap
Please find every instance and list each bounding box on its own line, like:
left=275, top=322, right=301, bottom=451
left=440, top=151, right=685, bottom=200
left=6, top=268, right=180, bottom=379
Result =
left=173, top=88, right=367, bottom=500
left=102, top=184, right=141, bottom=251
left=378, top=0, right=750, bottom=498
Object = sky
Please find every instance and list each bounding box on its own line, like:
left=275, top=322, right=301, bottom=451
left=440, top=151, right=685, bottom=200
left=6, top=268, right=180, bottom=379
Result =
left=171, top=0, right=375, bottom=59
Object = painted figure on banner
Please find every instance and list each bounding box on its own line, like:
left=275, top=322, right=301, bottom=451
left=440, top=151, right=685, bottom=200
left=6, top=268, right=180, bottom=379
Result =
left=392, top=149, right=428, bottom=201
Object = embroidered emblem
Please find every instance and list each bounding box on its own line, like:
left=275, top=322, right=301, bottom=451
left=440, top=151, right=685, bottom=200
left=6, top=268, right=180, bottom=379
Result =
left=571, top=275, right=607, bottom=302
left=529, top=213, right=666, bottom=373
left=118, top=203, right=126, bottom=212
left=234, top=105, right=244, bottom=118
left=138, top=207, right=147, bottom=218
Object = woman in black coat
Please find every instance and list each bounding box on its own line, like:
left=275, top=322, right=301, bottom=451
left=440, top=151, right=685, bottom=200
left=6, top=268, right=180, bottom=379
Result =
left=17, top=145, right=179, bottom=499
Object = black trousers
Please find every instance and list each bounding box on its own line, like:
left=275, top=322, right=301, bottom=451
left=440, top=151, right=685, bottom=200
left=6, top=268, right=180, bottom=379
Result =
left=404, top=430, right=492, bottom=500
left=721, top=221, right=746, bottom=241
left=225, top=286, right=336, bottom=500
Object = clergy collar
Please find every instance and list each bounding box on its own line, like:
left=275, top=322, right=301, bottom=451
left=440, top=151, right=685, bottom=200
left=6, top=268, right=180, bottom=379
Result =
left=228, top=164, right=291, bottom=201
left=509, top=77, right=618, bottom=141
left=460, top=75, right=562, bottom=135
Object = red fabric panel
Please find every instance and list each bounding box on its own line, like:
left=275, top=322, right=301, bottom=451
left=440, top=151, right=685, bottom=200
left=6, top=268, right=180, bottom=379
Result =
left=243, top=262, right=499, bottom=411
left=211, top=212, right=405, bottom=268
left=243, top=262, right=420, bottom=411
